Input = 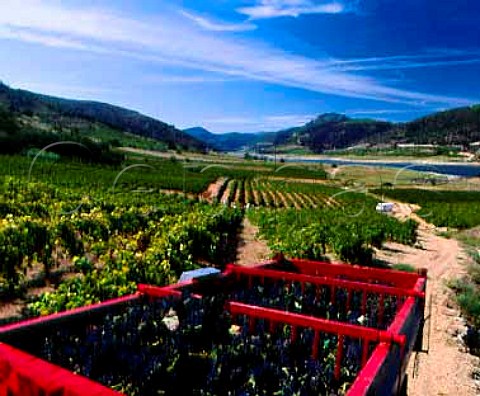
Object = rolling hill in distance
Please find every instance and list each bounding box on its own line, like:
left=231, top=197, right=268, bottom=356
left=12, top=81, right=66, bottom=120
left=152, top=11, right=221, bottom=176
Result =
left=1, top=81, right=479, bottom=157
left=183, top=127, right=277, bottom=152
left=0, top=82, right=206, bottom=160
left=186, top=107, right=480, bottom=153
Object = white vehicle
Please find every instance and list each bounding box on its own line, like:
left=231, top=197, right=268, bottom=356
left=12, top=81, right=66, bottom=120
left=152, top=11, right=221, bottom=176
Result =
left=376, top=202, right=394, bottom=213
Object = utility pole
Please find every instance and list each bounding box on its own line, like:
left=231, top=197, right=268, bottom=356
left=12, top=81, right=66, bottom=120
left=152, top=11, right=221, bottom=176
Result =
left=274, top=143, right=277, bottom=171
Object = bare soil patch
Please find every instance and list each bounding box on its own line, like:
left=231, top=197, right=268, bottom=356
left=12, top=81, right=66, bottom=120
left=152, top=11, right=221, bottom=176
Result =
left=0, top=284, right=55, bottom=323
left=244, top=182, right=252, bottom=206
left=200, top=177, right=228, bottom=202
left=0, top=300, right=24, bottom=322
left=276, top=191, right=291, bottom=208
left=251, top=188, right=260, bottom=206
left=259, top=190, right=271, bottom=207
left=291, top=192, right=307, bottom=208
left=300, top=193, right=317, bottom=208
left=284, top=192, right=301, bottom=209
left=375, top=214, right=479, bottom=395
left=219, top=182, right=232, bottom=205
left=235, top=217, right=271, bottom=266
left=234, top=181, right=243, bottom=206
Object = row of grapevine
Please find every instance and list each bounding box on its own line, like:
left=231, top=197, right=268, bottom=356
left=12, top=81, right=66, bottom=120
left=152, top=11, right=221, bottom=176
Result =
left=2, top=155, right=217, bottom=194
left=27, top=204, right=242, bottom=316
left=214, top=178, right=342, bottom=210
left=0, top=175, right=242, bottom=314
left=248, top=191, right=418, bottom=264
left=372, top=188, right=480, bottom=229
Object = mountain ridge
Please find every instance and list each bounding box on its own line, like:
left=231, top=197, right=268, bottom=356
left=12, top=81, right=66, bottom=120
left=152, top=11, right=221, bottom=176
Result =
left=186, top=106, right=480, bottom=152
left=0, top=82, right=205, bottom=152
left=1, top=81, right=479, bottom=155
left=184, top=127, right=276, bottom=151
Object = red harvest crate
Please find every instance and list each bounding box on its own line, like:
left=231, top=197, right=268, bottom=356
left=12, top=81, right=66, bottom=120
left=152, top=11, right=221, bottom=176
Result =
left=0, top=258, right=426, bottom=396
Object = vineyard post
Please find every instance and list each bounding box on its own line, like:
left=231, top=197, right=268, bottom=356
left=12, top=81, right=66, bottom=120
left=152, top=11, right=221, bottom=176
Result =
left=274, top=143, right=277, bottom=171
left=379, top=165, right=383, bottom=199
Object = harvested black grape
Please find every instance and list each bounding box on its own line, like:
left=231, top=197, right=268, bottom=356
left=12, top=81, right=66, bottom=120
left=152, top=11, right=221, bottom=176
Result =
left=28, top=294, right=363, bottom=395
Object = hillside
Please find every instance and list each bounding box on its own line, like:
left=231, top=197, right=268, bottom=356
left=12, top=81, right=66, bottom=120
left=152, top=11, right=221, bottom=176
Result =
left=274, top=113, right=393, bottom=152
left=394, top=105, right=480, bottom=145
left=186, top=113, right=395, bottom=153
left=189, top=107, right=480, bottom=153
left=272, top=107, right=480, bottom=152
left=0, top=82, right=205, bottom=153
left=2, top=81, right=478, bottom=156
left=184, top=126, right=276, bottom=151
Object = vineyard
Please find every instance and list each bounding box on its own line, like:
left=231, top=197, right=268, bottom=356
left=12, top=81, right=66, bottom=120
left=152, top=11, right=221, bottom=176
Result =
left=248, top=191, right=418, bottom=265
left=372, top=188, right=480, bottom=229
left=214, top=178, right=340, bottom=209
left=2, top=154, right=330, bottom=196
left=0, top=156, right=243, bottom=318
left=0, top=154, right=422, bottom=324
left=1, top=155, right=216, bottom=194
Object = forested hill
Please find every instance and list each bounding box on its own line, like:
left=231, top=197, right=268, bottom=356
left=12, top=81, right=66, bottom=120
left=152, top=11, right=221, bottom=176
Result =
left=2, top=80, right=478, bottom=155
left=273, top=107, right=480, bottom=152
left=273, top=113, right=393, bottom=152
left=188, top=107, right=480, bottom=153
left=0, top=82, right=205, bottom=152
left=397, top=105, right=480, bottom=145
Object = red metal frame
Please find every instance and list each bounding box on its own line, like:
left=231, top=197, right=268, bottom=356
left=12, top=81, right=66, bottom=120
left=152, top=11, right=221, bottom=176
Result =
left=347, top=342, right=391, bottom=394
left=0, top=293, right=141, bottom=339
left=133, top=283, right=411, bottom=384
left=137, top=283, right=182, bottom=298
left=285, top=258, right=421, bottom=289
left=223, top=264, right=424, bottom=329
left=227, top=301, right=406, bottom=381
left=225, top=265, right=425, bottom=299
left=346, top=271, right=427, bottom=395
left=227, top=302, right=405, bottom=345
left=0, top=259, right=427, bottom=396
left=0, top=343, right=120, bottom=396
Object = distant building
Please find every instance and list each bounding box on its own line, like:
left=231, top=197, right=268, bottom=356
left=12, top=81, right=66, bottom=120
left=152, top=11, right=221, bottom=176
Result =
left=396, top=144, right=436, bottom=149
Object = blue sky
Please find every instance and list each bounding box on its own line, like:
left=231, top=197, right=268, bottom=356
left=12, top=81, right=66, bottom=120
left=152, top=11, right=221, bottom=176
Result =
left=0, top=0, right=479, bottom=133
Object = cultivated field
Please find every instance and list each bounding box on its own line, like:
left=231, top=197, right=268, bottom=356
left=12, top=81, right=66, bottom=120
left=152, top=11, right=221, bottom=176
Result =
left=1, top=152, right=480, bottom=395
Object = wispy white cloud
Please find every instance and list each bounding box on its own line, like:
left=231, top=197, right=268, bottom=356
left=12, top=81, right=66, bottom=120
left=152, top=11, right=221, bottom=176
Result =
left=237, top=0, right=350, bottom=19
left=328, top=49, right=480, bottom=71
left=264, top=114, right=316, bottom=124
left=334, top=58, right=480, bottom=71
left=207, top=114, right=314, bottom=125
left=0, top=0, right=474, bottom=108
left=0, top=25, right=89, bottom=50
left=328, top=50, right=474, bottom=65
left=142, top=74, right=234, bottom=84
left=180, top=11, right=256, bottom=32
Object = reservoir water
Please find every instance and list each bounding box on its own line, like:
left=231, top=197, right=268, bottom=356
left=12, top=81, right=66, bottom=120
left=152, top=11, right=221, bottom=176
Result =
left=278, top=157, right=480, bottom=177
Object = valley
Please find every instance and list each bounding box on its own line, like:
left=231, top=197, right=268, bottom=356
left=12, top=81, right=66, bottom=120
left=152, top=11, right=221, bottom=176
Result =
left=1, top=82, right=480, bottom=395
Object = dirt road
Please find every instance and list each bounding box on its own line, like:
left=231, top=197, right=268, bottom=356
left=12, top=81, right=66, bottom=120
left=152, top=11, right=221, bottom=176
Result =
left=376, top=205, right=479, bottom=395
left=235, top=201, right=479, bottom=396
